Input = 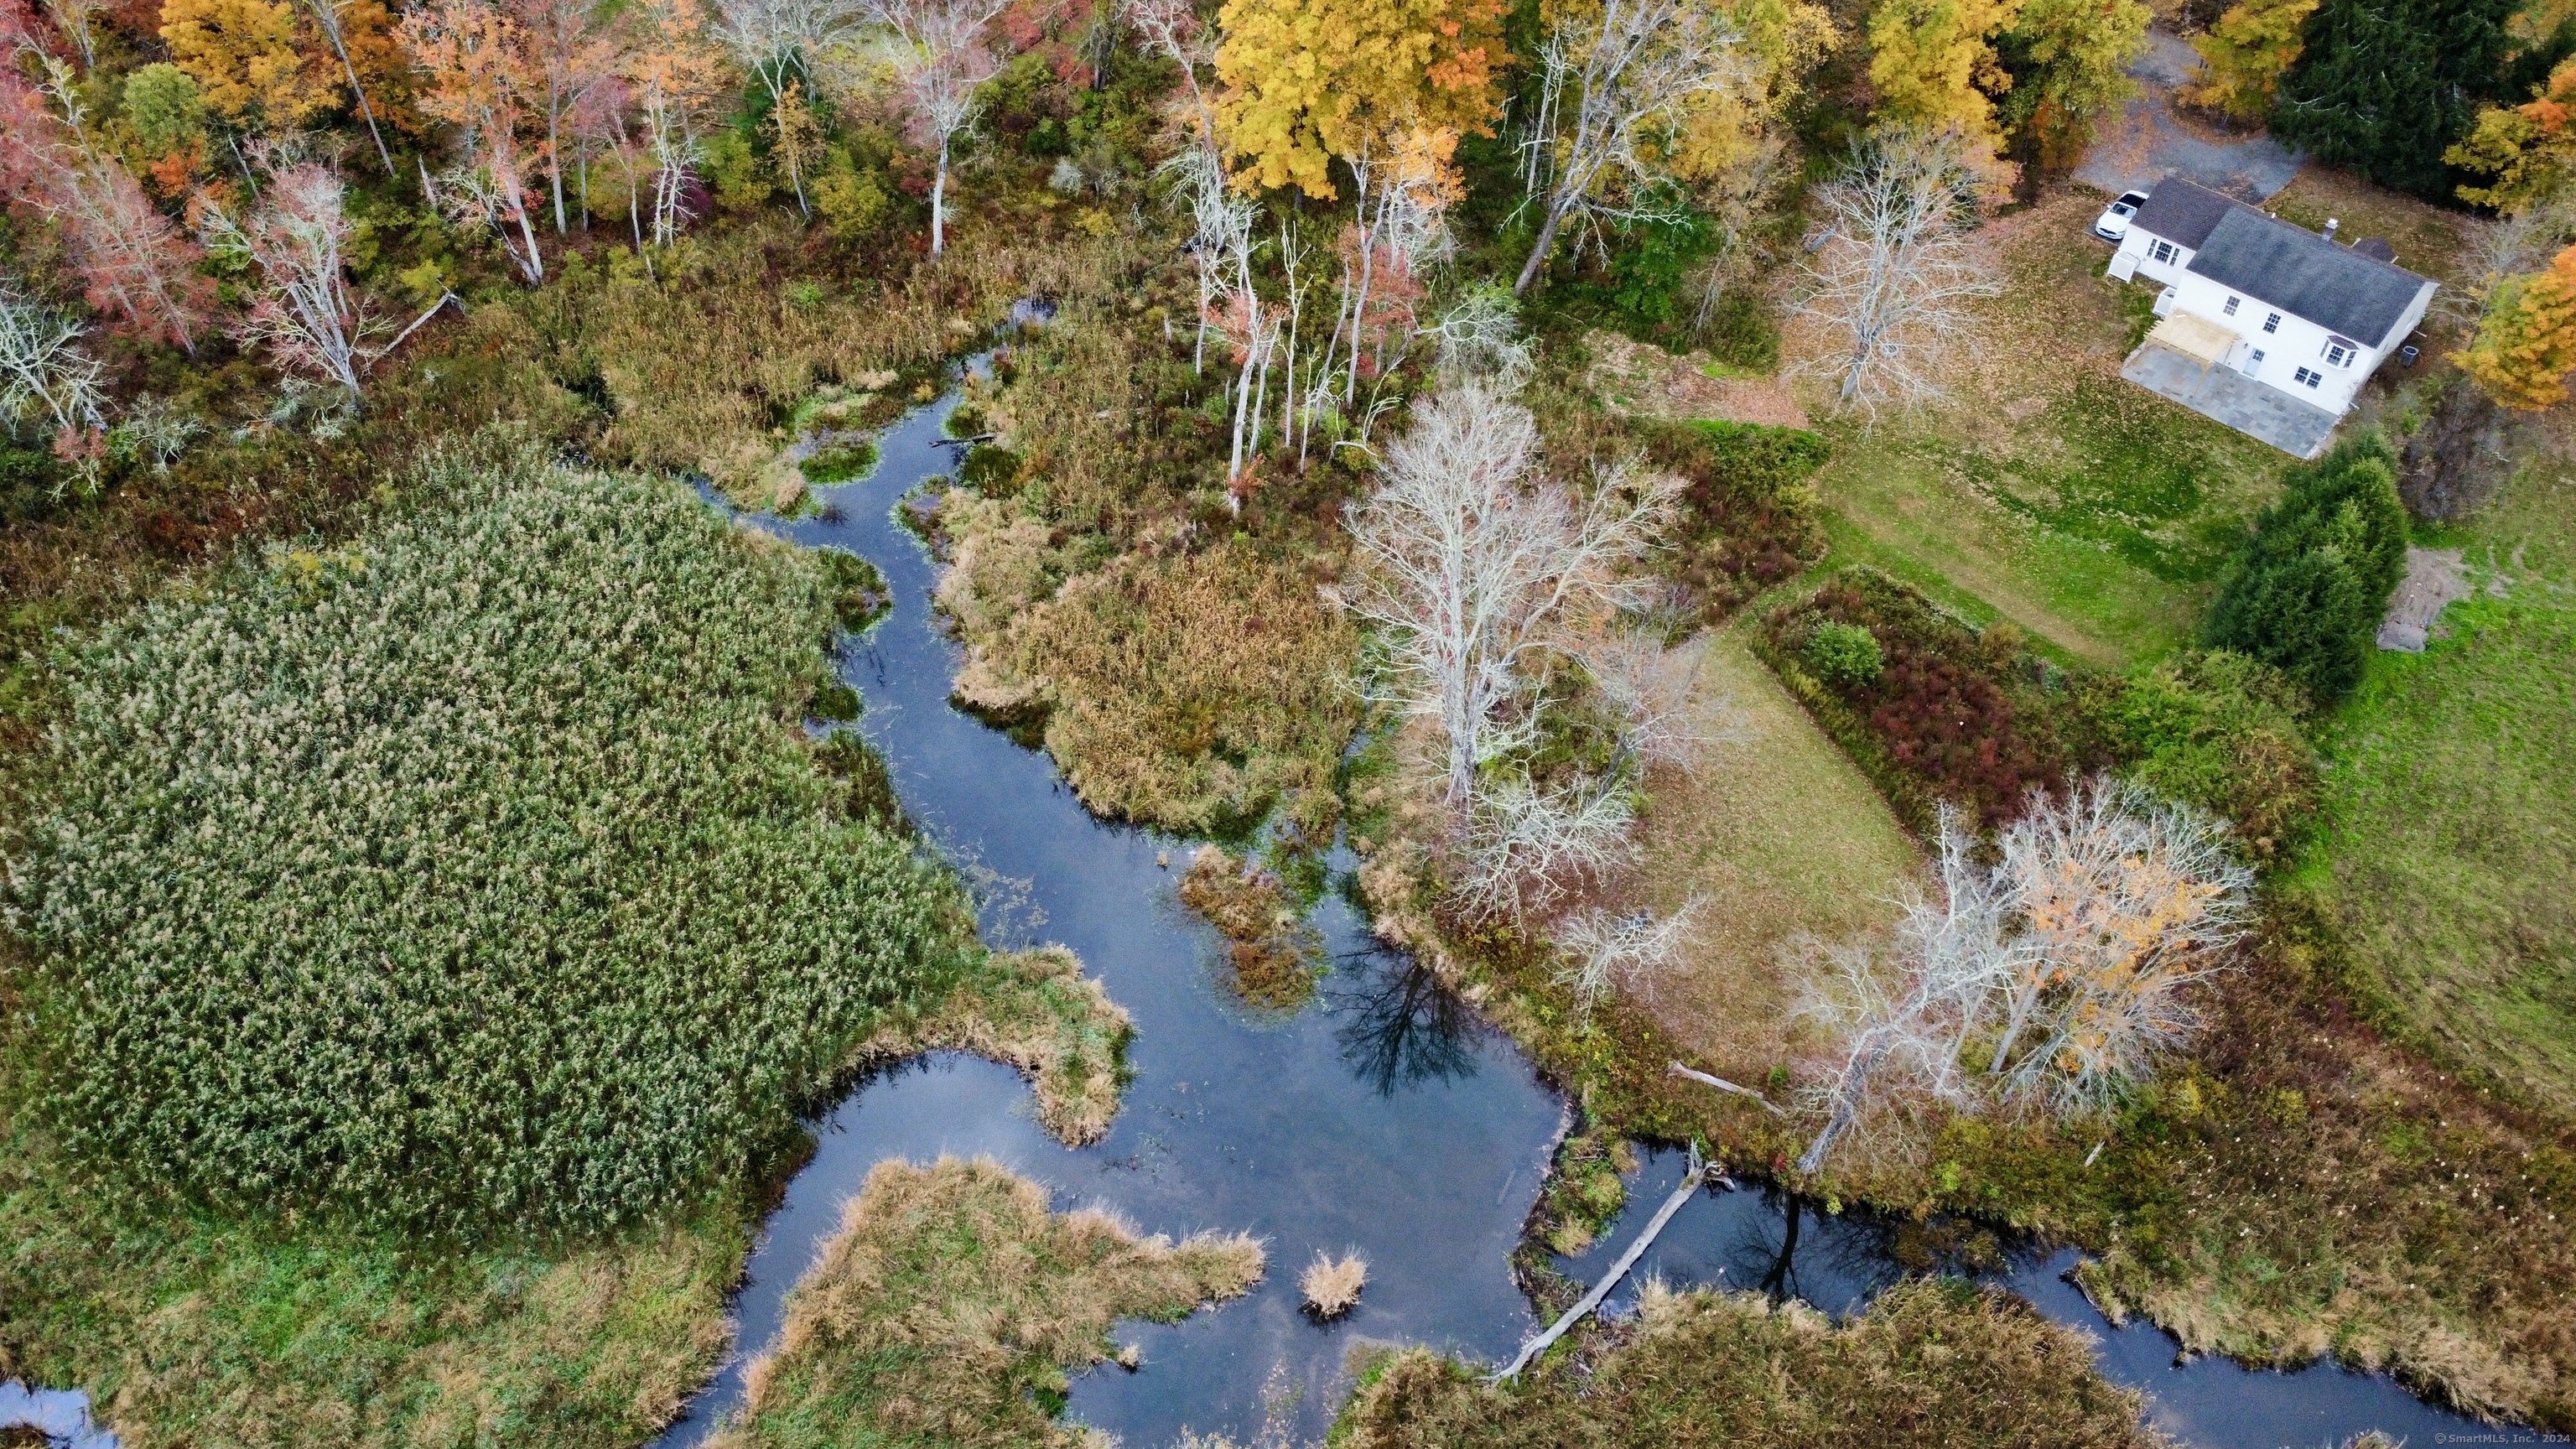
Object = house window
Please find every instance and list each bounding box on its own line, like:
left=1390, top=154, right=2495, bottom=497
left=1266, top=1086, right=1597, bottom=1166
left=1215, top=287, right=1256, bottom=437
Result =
left=2324, top=342, right=2352, bottom=366
left=2223, top=296, right=2241, bottom=315
left=2149, top=240, right=2177, bottom=263
left=2294, top=366, right=2322, bottom=388
left=2263, top=312, right=2282, bottom=334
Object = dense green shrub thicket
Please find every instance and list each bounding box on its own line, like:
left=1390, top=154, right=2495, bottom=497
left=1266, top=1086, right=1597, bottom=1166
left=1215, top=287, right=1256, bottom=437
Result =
left=8, top=449, right=968, bottom=1233
left=2079, top=650, right=2317, bottom=862
left=2202, top=434, right=2408, bottom=704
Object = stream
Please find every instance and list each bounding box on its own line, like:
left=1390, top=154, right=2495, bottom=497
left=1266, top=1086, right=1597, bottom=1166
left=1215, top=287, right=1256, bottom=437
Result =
left=641, top=351, right=2553, bottom=1449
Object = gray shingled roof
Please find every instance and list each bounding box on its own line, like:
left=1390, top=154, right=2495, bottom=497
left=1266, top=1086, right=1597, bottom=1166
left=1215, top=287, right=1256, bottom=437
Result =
left=2186, top=209, right=2431, bottom=345
left=2127, top=178, right=2236, bottom=249
left=2126, top=174, right=2433, bottom=346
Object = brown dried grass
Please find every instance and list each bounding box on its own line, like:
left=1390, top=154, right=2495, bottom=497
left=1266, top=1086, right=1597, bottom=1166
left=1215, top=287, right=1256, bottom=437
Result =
left=940, top=509, right=1361, bottom=834
left=709, top=1156, right=1263, bottom=1449
left=1298, top=1251, right=1368, bottom=1319
left=1177, top=846, right=1322, bottom=1009
left=1336, top=1278, right=2164, bottom=1449
left=865, top=947, right=1132, bottom=1146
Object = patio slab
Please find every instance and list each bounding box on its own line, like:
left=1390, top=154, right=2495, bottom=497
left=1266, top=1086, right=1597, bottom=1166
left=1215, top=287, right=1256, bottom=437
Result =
left=2121, top=342, right=2342, bottom=458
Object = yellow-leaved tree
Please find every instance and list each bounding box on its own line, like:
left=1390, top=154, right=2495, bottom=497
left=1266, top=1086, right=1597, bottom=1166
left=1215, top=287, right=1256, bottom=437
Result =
left=2182, top=0, right=2319, bottom=124
left=1865, top=0, right=2022, bottom=153
left=1213, top=0, right=1507, bottom=197
left=160, top=0, right=341, bottom=128
left=2450, top=56, right=2576, bottom=212
left=2459, top=243, right=2576, bottom=409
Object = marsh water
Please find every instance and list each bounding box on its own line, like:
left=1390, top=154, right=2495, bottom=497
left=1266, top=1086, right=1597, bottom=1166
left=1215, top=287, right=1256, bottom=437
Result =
left=651, top=356, right=2551, bottom=1449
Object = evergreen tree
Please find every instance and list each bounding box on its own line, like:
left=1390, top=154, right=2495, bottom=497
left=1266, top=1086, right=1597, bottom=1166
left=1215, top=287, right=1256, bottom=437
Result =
left=2270, top=0, right=2515, bottom=198
left=2202, top=434, right=2409, bottom=705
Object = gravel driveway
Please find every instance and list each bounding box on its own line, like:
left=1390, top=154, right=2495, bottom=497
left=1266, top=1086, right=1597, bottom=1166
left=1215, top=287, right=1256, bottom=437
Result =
left=2075, top=29, right=2303, bottom=201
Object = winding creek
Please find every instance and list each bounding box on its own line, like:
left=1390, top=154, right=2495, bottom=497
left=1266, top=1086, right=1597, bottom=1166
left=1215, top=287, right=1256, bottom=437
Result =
left=636, top=351, right=2566, bottom=1449
left=3, top=351, right=2558, bottom=1449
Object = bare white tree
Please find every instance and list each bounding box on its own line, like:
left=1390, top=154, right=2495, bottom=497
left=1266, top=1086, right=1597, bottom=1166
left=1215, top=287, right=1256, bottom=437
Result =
left=1794, top=127, right=2002, bottom=413
left=1341, top=382, right=1683, bottom=810
left=869, top=0, right=1009, bottom=256
left=1584, top=630, right=1716, bottom=772
left=0, top=278, right=108, bottom=441
left=1512, top=0, right=1742, bottom=297
left=1793, top=780, right=2255, bottom=1173
left=1553, top=897, right=1705, bottom=1018
left=1456, top=769, right=1639, bottom=921
left=293, top=0, right=400, bottom=177
left=200, top=164, right=387, bottom=403
left=1986, top=776, right=2254, bottom=1115
left=1794, top=806, right=2018, bottom=1173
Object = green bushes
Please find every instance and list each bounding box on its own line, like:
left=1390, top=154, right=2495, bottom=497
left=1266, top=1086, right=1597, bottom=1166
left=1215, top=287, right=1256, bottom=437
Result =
left=8, top=449, right=969, bottom=1233
left=2201, top=434, right=2408, bottom=704
left=1804, top=621, right=1883, bottom=686
left=2077, top=650, right=2316, bottom=861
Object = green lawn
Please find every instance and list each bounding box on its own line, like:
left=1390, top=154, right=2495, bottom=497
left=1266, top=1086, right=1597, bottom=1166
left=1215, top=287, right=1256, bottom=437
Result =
left=2294, top=457, right=2576, bottom=1118
left=1798, top=191, right=2288, bottom=669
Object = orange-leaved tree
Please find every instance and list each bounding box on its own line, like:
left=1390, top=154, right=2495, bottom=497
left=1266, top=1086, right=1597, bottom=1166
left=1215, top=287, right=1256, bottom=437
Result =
left=1864, top=0, right=2021, bottom=156
left=622, top=0, right=727, bottom=247
left=2458, top=242, right=2576, bottom=409
left=400, top=0, right=548, bottom=281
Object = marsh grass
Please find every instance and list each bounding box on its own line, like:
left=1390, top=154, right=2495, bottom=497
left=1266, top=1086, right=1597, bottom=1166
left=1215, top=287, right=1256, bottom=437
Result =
left=7, top=446, right=970, bottom=1234
left=709, top=1156, right=1263, bottom=1449
left=866, top=947, right=1135, bottom=1146
left=1178, top=846, right=1323, bottom=1009
left=1298, top=1251, right=1367, bottom=1318
left=1334, top=1278, right=2163, bottom=1449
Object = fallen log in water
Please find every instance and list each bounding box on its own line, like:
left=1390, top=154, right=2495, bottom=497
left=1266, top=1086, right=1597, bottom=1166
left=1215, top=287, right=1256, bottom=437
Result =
left=1491, top=1145, right=1711, bottom=1383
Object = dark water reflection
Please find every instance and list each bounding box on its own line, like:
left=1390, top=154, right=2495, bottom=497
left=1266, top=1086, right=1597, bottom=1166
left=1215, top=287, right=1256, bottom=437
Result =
left=653, top=356, right=2552, bottom=1449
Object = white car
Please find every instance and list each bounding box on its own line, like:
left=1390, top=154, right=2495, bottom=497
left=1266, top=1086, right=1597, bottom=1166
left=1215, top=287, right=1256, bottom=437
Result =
left=2093, top=190, right=2149, bottom=242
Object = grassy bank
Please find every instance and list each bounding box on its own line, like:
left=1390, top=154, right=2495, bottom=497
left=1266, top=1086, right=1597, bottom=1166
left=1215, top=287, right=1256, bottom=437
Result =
left=2288, top=453, right=2576, bottom=1117
left=705, top=1156, right=1263, bottom=1449
left=1332, top=1278, right=2162, bottom=1449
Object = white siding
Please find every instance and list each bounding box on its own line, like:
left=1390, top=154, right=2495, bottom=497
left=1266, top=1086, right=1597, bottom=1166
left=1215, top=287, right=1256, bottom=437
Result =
left=2111, top=226, right=2421, bottom=417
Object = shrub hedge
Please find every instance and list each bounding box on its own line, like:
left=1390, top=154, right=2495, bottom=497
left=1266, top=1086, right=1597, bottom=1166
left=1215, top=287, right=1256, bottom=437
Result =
left=1630, top=418, right=1830, bottom=624
left=8, top=448, right=969, bottom=1233
left=1758, top=569, right=2090, bottom=830
left=2201, top=433, right=2408, bottom=705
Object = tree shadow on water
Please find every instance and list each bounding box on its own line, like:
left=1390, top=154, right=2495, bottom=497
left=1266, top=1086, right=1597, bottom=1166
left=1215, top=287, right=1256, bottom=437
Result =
left=1326, top=944, right=1484, bottom=1098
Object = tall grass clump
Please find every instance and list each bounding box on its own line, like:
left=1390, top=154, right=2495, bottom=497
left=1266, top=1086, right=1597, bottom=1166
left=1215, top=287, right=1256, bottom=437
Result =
left=7, top=445, right=969, bottom=1233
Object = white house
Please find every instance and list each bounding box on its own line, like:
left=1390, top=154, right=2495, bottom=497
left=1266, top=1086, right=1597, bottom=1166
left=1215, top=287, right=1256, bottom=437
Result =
left=2107, top=176, right=2436, bottom=454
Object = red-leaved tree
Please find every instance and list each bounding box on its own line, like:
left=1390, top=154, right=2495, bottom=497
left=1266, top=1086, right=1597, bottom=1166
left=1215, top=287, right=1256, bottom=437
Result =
left=0, top=53, right=209, bottom=352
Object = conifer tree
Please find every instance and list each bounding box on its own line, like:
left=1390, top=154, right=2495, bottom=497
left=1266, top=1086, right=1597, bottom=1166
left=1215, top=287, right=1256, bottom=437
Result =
left=2271, top=0, right=2513, bottom=198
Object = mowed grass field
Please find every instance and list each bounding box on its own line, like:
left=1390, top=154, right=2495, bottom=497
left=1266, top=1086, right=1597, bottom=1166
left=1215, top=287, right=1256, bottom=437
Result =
left=1790, top=187, right=2293, bottom=668
left=2296, top=449, right=2576, bottom=1116
left=1628, top=625, right=1924, bottom=1080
